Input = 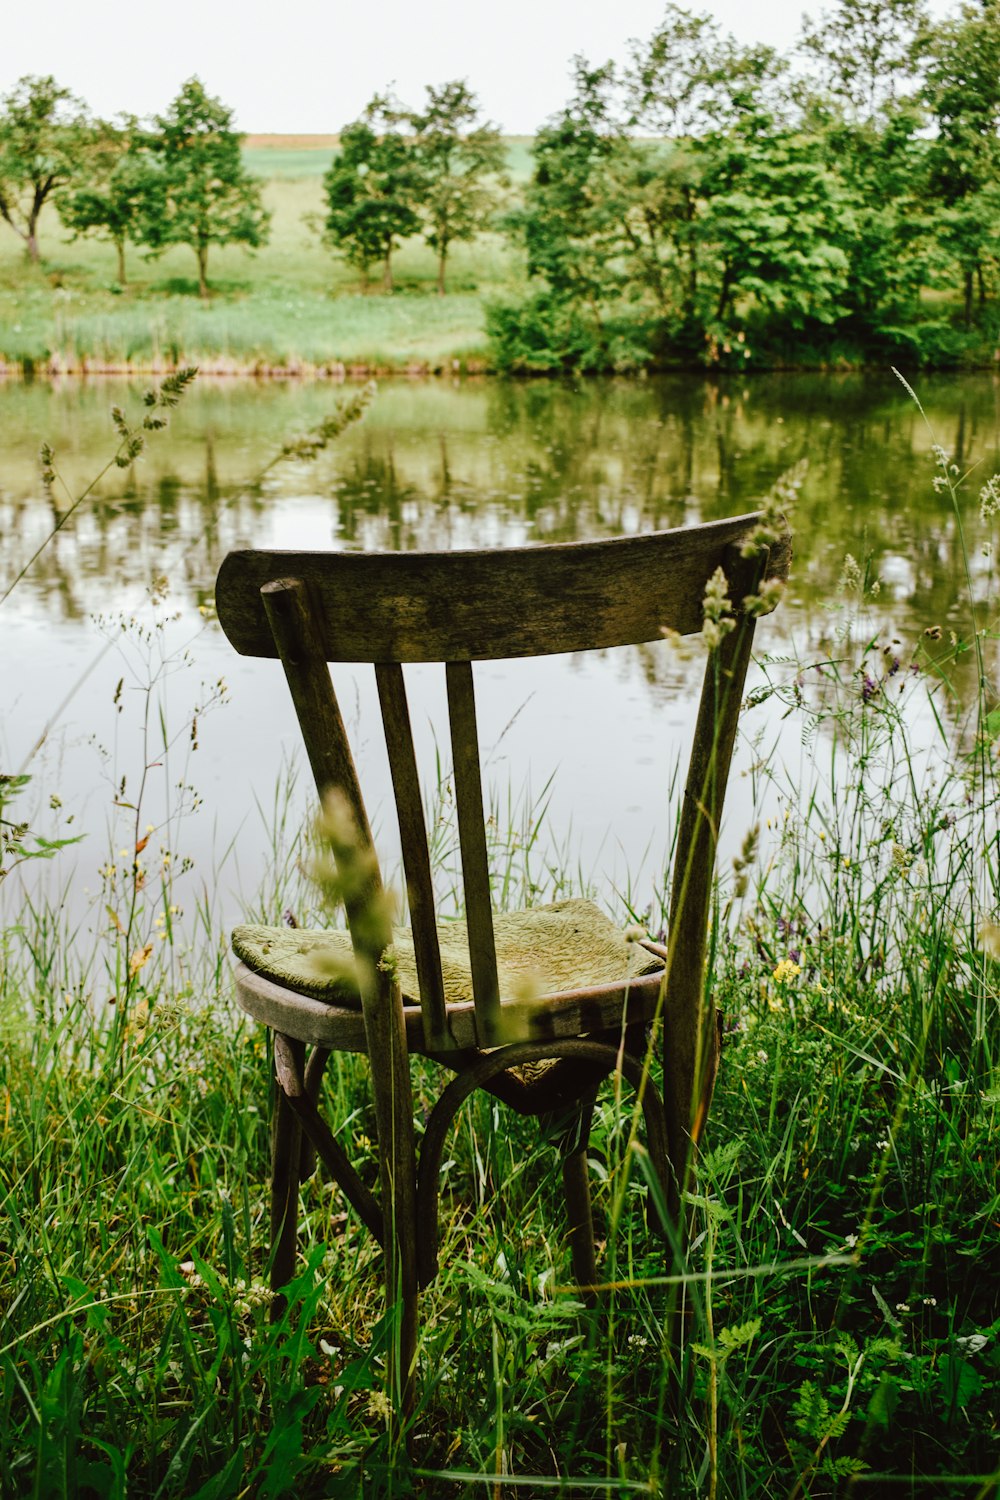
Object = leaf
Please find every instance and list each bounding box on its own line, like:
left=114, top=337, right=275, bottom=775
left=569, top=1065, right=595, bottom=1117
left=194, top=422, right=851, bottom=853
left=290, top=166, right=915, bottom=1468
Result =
left=985, top=708, right=1000, bottom=739
left=939, top=1353, right=982, bottom=1411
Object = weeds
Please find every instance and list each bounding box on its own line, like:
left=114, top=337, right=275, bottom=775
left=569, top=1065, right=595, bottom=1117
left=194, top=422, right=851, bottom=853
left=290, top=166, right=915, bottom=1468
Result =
left=1, top=398, right=999, bottom=1495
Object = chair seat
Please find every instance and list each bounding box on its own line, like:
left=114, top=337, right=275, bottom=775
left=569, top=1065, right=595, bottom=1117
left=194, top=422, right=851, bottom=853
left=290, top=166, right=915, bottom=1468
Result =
left=231, top=898, right=665, bottom=1053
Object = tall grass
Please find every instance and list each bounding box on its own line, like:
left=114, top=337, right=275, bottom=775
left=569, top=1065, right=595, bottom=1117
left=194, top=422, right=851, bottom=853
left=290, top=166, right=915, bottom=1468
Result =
left=2, top=434, right=999, bottom=1496
left=0, top=153, right=526, bottom=375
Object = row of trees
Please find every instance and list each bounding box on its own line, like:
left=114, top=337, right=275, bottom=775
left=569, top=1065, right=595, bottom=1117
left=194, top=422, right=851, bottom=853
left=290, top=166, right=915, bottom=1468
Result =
left=491, top=0, right=1000, bottom=369
left=323, top=83, right=506, bottom=294
left=0, top=77, right=268, bottom=297
left=0, top=73, right=506, bottom=299
left=1, top=0, right=998, bottom=366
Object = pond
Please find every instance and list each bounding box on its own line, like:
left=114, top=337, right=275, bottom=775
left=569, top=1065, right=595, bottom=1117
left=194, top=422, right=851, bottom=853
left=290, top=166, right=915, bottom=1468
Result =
left=2, top=372, right=998, bottom=936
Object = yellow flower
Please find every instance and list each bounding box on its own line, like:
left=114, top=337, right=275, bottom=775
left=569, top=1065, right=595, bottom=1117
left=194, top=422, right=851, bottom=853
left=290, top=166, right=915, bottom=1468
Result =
left=772, top=959, right=801, bottom=985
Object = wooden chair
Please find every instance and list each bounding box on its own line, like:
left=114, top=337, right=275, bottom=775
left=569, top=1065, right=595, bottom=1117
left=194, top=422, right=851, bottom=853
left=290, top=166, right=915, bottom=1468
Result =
left=215, top=513, right=790, bottom=1414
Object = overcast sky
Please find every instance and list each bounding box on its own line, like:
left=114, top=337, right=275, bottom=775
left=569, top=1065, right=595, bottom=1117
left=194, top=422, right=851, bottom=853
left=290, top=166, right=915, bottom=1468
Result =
left=2, top=0, right=953, bottom=135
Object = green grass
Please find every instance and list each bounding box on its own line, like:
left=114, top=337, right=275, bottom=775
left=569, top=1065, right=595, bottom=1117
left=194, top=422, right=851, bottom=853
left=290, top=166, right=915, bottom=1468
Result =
left=2, top=410, right=999, bottom=1495
left=0, top=144, right=529, bottom=375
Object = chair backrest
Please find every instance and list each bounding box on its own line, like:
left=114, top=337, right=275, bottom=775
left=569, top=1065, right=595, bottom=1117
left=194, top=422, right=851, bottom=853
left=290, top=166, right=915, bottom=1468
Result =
left=216, top=514, right=791, bottom=1051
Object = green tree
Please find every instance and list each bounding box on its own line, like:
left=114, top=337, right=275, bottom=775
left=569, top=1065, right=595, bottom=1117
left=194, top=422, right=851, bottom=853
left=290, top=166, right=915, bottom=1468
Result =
left=519, top=62, right=630, bottom=311
left=623, top=12, right=792, bottom=334
left=0, top=75, right=91, bottom=263
left=323, top=96, right=421, bottom=292
left=794, top=0, right=932, bottom=338
left=799, top=0, right=929, bottom=125
left=144, top=78, right=270, bottom=298
left=58, top=117, right=160, bottom=287
left=695, top=110, right=851, bottom=331
left=923, top=0, right=1000, bottom=323
left=409, top=81, right=507, bottom=294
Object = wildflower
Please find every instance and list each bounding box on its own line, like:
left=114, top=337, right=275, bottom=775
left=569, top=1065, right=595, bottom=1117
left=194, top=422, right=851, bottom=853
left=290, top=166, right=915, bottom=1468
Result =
left=366, top=1389, right=394, bottom=1423
left=980, top=475, right=1000, bottom=522
left=924, top=625, right=942, bottom=639
left=978, top=921, right=1000, bottom=960
left=862, top=674, right=879, bottom=703
left=772, top=958, right=801, bottom=984
left=895, top=1303, right=911, bottom=1314
left=839, top=554, right=862, bottom=593
left=701, top=566, right=736, bottom=650
left=742, top=578, right=785, bottom=617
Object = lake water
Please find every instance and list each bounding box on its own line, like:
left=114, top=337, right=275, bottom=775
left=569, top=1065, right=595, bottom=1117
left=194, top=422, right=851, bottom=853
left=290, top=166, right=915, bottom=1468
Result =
left=2, top=372, right=998, bottom=939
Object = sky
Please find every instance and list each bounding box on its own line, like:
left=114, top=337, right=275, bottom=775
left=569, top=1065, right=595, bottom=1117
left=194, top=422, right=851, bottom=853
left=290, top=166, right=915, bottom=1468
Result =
left=3, top=0, right=956, bottom=136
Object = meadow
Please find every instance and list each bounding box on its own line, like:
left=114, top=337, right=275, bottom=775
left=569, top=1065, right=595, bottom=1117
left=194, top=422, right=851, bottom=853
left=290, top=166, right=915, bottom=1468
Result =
left=1, top=384, right=999, bottom=1496
left=0, top=139, right=531, bottom=376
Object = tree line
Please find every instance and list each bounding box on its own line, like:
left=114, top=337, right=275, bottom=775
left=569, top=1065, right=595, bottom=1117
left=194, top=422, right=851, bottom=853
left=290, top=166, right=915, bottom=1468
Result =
left=0, top=0, right=998, bottom=368
left=0, top=74, right=506, bottom=301
left=493, top=0, right=1000, bottom=369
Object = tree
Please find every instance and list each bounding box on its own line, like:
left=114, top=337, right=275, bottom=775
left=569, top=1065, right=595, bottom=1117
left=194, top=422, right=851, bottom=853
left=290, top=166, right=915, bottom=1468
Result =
left=623, top=16, right=793, bottom=332
left=144, top=78, right=270, bottom=298
left=793, top=0, right=934, bottom=338
left=695, top=111, right=851, bottom=329
left=323, top=95, right=421, bottom=292
left=923, top=0, right=1000, bottom=322
left=409, top=81, right=507, bottom=294
left=798, top=0, right=929, bottom=126
left=58, top=117, right=160, bottom=287
left=0, top=75, right=91, bottom=263
left=518, top=62, right=631, bottom=312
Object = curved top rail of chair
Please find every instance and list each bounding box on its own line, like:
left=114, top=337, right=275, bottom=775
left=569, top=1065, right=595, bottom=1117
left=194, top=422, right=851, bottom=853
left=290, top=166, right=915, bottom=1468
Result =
left=215, top=511, right=791, bottom=663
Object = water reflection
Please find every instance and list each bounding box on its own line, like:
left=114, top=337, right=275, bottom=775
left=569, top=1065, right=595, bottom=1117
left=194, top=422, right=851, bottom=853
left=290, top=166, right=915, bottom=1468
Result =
left=2, top=374, right=997, bottom=625
left=2, top=372, right=998, bottom=926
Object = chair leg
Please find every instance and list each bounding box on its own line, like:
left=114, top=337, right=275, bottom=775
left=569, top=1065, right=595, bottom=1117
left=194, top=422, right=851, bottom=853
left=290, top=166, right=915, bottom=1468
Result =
left=367, top=1033, right=419, bottom=1423
left=269, top=1033, right=304, bottom=1315
left=562, top=1146, right=598, bottom=1299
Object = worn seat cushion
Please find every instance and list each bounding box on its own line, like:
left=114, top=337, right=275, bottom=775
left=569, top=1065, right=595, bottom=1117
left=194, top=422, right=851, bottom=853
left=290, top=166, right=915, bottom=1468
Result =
left=232, top=898, right=660, bottom=1007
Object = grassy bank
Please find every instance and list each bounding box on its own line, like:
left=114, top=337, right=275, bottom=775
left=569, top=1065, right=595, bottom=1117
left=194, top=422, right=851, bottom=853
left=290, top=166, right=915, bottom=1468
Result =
left=2, top=139, right=997, bottom=378
left=2, top=434, right=999, bottom=1494
left=0, top=140, right=528, bottom=377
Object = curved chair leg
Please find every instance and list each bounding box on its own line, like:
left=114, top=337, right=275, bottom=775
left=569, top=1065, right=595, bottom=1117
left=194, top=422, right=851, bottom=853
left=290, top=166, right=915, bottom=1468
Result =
left=416, top=1038, right=671, bottom=1290
left=269, top=1032, right=304, bottom=1315
left=298, top=1045, right=331, bottom=1182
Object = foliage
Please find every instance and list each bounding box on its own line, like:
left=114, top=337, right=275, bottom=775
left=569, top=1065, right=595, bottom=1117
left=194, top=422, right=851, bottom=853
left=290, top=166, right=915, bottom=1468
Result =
left=797, top=0, right=930, bottom=124
left=491, top=0, right=1000, bottom=372
left=409, top=80, right=508, bottom=294
left=322, top=95, right=422, bottom=293
left=144, top=78, right=271, bottom=298
left=923, top=0, right=1000, bottom=324
left=57, top=116, right=161, bottom=288
left=0, top=74, right=91, bottom=263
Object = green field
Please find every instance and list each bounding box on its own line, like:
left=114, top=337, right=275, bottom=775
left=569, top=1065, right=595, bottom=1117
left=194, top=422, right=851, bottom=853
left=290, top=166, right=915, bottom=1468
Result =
left=0, top=139, right=531, bottom=374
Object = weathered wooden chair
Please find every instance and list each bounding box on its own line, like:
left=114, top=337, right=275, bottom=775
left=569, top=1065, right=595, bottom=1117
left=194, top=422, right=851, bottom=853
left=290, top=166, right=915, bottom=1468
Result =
left=215, top=514, right=790, bottom=1413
